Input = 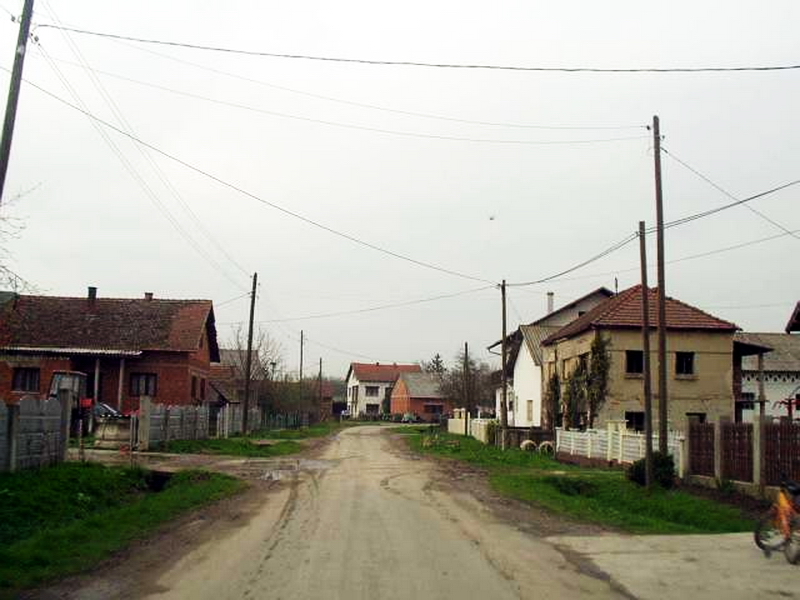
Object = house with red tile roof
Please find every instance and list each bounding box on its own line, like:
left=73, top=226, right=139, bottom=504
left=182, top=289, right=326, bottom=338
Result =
left=540, top=285, right=743, bottom=432
left=344, top=362, right=421, bottom=416
left=0, top=287, right=219, bottom=412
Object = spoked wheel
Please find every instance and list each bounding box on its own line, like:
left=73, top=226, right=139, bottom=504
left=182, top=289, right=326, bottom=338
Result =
left=784, top=517, right=800, bottom=565
left=754, top=508, right=785, bottom=556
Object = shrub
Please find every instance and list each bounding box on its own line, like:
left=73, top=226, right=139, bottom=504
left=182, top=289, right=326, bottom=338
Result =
left=485, top=420, right=497, bottom=446
left=627, top=452, right=675, bottom=489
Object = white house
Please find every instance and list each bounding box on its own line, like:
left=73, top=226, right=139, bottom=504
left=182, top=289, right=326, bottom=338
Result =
left=735, top=332, right=800, bottom=422
left=344, top=362, right=421, bottom=416
left=492, top=287, right=614, bottom=427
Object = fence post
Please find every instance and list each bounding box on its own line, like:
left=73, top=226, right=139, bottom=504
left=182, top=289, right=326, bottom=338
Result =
left=163, top=407, right=171, bottom=444
left=618, top=430, right=625, bottom=463
left=138, top=396, right=151, bottom=451
left=753, top=414, right=764, bottom=491
left=606, top=422, right=613, bottom=462
left=714, top=418, right=728, bottom=481
left=57, top=389, right=71, bottom=462
left=6, top=403, right=19, bottom=471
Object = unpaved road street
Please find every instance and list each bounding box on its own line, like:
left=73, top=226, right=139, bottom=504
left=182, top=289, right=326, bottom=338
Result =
left=39, top=426, right=800, bottom=600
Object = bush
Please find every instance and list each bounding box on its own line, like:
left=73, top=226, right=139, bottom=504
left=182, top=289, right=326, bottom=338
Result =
left=627, top=451, right=675, bottom=489
left=485, top=420, right=497, bottom=446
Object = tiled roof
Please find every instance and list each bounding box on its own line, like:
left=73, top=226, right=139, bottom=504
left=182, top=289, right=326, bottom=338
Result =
left=349, top=362, right=421, bottom=383
left=787, top=302, right=800, bottom=334
left=520, top=324, right=559, bottom=366
left=737, top=332, right=800, bottom=373
left=399, top=372, right=444, bottom=399
left=542, top=285, right=738, bottom=345
left=0, top=294, right=219, bottom=360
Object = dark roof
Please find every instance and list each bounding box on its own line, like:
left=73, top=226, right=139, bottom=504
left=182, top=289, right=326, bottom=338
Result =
left=520, top=324, right=559, bottom=366
left=787, top=302, right=800, bottom=334
left=542, top=285, right=738, bottom=345
left=347, top=362, right=421, bottom=383
left=398, top=372, right=444, bottom=399
left=0, top=293, right=219, bottom=360
left=737, top=333, right=800, bottom=372
left=531, top=286, right=615, bottom=326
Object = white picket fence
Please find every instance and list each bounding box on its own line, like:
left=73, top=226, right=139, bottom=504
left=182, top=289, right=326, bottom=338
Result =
left=556, top=427, right=686, bottom=477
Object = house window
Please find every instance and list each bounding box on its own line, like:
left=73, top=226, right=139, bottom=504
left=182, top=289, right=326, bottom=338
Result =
left=527, top=400, right=533, bottom=421
left=686, top=412, right=706, bottom=424
left=739, top=392, right=755, bottom=410
left=625, top=350, right=644, bottom=375
left=130, top=373, right=157, bottom=396
left=625, top=411, right=644, bottom=432
left=350, top=385, right=358, bottom=400
left=424, top=404, right=443, bottom=414
left=365, top=403, right=380, bottom=414
left=675, top=352, right=695, bottom=376
left=12, top=367, right=40, bottom=392
left=200, top=378, right=206, bottom=400
left=365, top=386, right=380, bottom=397
left=191, top=376, right=198, bottom=398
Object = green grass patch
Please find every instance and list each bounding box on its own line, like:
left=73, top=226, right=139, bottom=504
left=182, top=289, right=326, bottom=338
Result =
left=388, top=425, right=437, bottom=435
left=250, top=420, right=351, bottom=440
left=161, top=437, right=302, bottom=457
left=406, top=431, right=755, bottom=534
left=0, top=463, right=244, bottom=597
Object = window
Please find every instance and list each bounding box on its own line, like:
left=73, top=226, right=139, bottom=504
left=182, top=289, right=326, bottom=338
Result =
left=350, top=385, right=358, bottom=400
left=739, top=392, right=755, bottom=410
left=625, top=411, right=644, bottom=432
left=625, top=350, right=644, bottom=375
left=365, top=403, right=380, bottom=414
left=423, top=404, right=443, bottom=414
left=686, top=412, right=706, bottom=424
left=365, top=385, right=380, bottom=397
left=191, top=376, right=198, bottom=398
left=675, top=352, right=695, bottom=376
left=200, top=378, right=206, bottom=401
left=130, top=373, right=157, bottom=396
left=527, top=400, right=533, bottom=421
left=12, top=367, right=39, bottom=392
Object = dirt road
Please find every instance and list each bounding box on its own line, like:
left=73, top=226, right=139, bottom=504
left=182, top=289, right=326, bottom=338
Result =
left=44, top=426, right=625, bottom=599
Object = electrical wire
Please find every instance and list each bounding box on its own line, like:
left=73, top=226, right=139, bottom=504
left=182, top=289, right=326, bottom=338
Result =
left=215, top=291, right=251, bottom=308
left=13, top=72, right=497, bottom=285
left=34, top=24, right=800, bottom=74
left=661, top=146, right=800, bottom=240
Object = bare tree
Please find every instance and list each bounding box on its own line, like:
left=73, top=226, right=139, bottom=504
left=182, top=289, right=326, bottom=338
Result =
left=223, top=324, right=285, bottom=410
left=439, top=348, right=493, bottom=411
left=0, top=186, right=39, bottom=293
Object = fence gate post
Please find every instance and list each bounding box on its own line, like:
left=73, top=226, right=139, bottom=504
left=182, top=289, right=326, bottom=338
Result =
left=618, top=430, right=624, bottom=463
left=714, top=418, right=727, bottom=481
left=57, top=389, right=71, bottom=462
left=138, top=396, right=151, bottom=451
left=7, top=403, right=19, bottom=471
left=753, top=414, right=764, bottom=491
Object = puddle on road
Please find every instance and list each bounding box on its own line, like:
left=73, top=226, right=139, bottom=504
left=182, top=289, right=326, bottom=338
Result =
left=261, top=458, right=335, bottom=481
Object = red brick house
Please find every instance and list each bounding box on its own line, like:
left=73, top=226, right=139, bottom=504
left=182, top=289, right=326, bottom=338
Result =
left=0, top=288, right=220, bottom=412
left=390, top=372, right=452, bottom=421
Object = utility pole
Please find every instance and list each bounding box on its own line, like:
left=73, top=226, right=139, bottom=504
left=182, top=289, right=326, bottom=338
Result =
left=242, top=272, right=257, bottom=435
left=318, top=357, right=323, bottom=420
left=463, top=341, right=470, bottom=409
left=500, top=280, right=508, bottom=449
left=299, top=329, right=304, bottom=406
left=639, top=221, right=654, bottom=489
left=652, top=115, right=668, bottom=453
left=0, top=0, right=34, bottom=204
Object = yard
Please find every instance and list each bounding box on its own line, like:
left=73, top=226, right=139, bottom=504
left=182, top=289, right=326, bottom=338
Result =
left=0, top=462, right=244, bottom=598
left=404, top=430, right=756, bottom=535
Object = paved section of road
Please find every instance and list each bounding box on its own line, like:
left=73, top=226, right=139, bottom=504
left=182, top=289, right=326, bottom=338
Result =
left=548, top=533, right=800, bottom=600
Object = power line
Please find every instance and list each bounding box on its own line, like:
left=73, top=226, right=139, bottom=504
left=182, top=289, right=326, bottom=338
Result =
left=215, top=291, right=251, bottom=308
left=69, top=39, right=647, bottom=132
left=14, top=73, right=497, bottom=285
left=661, top=146, right=800, bottom=240
left=25, top=53, right=650, bottom=146
left=34, top=24, right=800, bottom=74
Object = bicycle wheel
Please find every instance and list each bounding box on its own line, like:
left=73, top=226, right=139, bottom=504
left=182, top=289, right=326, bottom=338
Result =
left=754, top=508, right=785, bottom=553
left=784, top=516, right=800, bottom=564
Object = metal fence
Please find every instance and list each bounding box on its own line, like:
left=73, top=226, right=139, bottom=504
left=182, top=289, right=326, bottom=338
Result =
left=721, top=422, right=753, bottom=483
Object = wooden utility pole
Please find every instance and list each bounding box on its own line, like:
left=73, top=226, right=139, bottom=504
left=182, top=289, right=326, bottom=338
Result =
left=242, top=272, right=258, bottom=435
left=639, top=221, right=654, bottom=489
left=463, top=341, right=470, bottom=409
left=500, top=280, right=509, bottom=449
left=0, top=0, right=34, bottom=204
left=653, top=115, right=668, bottom=453
left=299, top=329, right=304, bottom=406
left=318, top=357, right=323, bottom=419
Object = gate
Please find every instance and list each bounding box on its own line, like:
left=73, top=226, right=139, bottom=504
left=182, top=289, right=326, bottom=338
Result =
left=721, top=422, right=753, bottom=482
left=764, top=421, right=800, bottom=485
left=689, top=422, right=715, bottom=477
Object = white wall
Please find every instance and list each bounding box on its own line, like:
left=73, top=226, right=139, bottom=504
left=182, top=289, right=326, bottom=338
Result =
left=494, top=384, right=514, bottom=426
left=511, top=341, right=542, bottom=427
left=345, top=372, right=393, bottom=415
left=740, top=370, right=800, bottom=422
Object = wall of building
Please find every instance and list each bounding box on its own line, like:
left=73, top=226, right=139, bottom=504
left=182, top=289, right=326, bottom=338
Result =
left=511, top=341, right=542, bottom=427
left=390, top=377, right=411, bottom=415
left=347, top=374, right=395, bottom=415
left=740, top=370, right=800, bottom=421
left=544, top=328, right=735, bottom=433
left=0, top=354, right=72, bottom=403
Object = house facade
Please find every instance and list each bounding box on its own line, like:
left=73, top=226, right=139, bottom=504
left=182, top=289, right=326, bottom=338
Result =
left=390, top=372, right=452, bottom=421
left=541, top=285, right=740, bottom=433
left=0, top=288, right=219, bottom=412
left=345, top=362, right=421, bottom=416
left=735, top=332, right=800, bottom=422
left=491, top=287, right=613, bottom=427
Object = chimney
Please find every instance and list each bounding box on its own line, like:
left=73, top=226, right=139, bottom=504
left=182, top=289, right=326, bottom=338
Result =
left=144, top=292, right=153, bottom=301
left=546, top=291, right=554, bottom=314
left=87, top=286, right=97, bottom=301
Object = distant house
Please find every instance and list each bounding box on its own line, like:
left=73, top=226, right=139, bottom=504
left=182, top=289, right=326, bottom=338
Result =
left=541, top=285, right=742, bottom=432
left=735, top=332, right=800, bottom=422
left=0, top=287, right=219, bottom=412
left=208, top=348, right=268, bottom=406
left=345, top=362, right=421, bottom=416
left=489, top=287, right=614, bottom=427
left=390, top=372, right=453, bottom=421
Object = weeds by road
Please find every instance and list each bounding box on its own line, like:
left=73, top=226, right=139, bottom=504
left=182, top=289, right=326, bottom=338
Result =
left=405, top=431, right=754, bottom=534
left=163, top=437, right=302, bottom=457
left=0, top=462, right=243, bottom=598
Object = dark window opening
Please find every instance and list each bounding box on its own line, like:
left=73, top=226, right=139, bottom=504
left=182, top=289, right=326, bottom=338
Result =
left=424, top=404, right=443, bottom=414
left=686, top=412, right=707, bottom=424
left=191, top=376, right=197, bottom=398
left=625, top=411, right=644, bottom=432
left=676, top=352, right=695, bottom=376
left=12, top=367, right=40, bottom=392
left=365, top=386, right=380, bottom=397
left=200, top=378, right=206, bottom=400
left=130, top=373, right=157, bottom=397
left=365, top=403, right=380, bottom=414
left=625, top=350, right=644, bottom=375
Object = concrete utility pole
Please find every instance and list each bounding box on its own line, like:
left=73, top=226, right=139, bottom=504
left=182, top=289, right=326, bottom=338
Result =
left=500, top=280, right=509, bottom=449
left=639, top=221, right=654, bottom=489
left=318, top=357, right=323, bottom=417
left=299, top=329, right=304, bottom=405
left=463, top=341, right=470, bottom=409
left=242, top=272, right=257, bottom=434
left=0, top=0, right=34, bottom=205
left=652, top=115, right=669, bottom=453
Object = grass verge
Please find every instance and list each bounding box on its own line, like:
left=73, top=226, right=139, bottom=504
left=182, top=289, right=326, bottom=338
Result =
left=406, top=431, right=754, bottom=534
left=0, top=462, right=244, bottom=598
left=161, top=437, right=302, bottom=457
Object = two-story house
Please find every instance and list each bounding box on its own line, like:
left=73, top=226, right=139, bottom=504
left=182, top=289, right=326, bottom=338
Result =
left=345, top=362, right=421, bottom=416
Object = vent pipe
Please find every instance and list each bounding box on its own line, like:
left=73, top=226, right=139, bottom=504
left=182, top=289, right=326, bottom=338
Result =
left=546, top=291, right=554, bottom=314
left=87, top=286, right=97, bottom=301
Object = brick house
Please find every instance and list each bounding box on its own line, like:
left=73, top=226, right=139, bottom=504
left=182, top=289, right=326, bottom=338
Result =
left=390, top=372, right=452, bottom=421
left=0, top=288, right=220, bottom=412
left=541, top=285, right=742, bottom=432
left=345, top=362, right=421, bottom=416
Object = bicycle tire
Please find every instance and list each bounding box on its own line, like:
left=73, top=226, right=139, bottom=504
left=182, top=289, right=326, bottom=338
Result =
left=784, top=516, right=800, bottom=564
left=754, top=508, right=785, bottom=552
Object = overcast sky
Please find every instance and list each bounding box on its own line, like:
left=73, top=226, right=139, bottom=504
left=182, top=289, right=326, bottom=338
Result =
left=0, top=0, right=797, bottom=378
